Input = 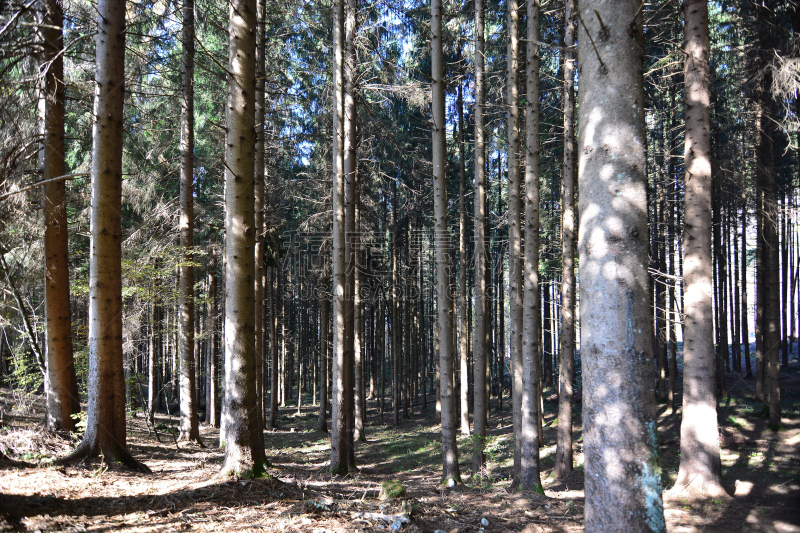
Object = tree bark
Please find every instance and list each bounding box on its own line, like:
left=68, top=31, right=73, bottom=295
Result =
left=577, top=0, right=665, bottom=529
left=457, top=82, right=470, bottom=437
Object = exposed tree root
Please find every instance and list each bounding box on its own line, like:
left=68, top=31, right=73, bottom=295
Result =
left=54, top=441, right=152, bottom=474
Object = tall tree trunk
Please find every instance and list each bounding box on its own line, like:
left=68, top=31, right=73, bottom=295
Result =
left=554, top=1, right=576, bottom=473
left=577, top=0, right=665, bottom=529
left=432, top=0, right=460, bottom=486
left=220, top=0, right=265, bottom=476
left=471, top=0, right=487, bottom=472
left=676, top=0, right=726, bottom=497
left=38, top=0, right=77, bottom=432
left=330, top=0, right=348, bottom=475
left=148, top=259, right=161, bottom=425
left=457, top=82, right=470, bottom=437
left=253, top=0, right=267, bottom=445
left=506, top=0, right=522, bottom=483
left=392, top=178, right=400, bottom=427
left=270, top=266, right=280, bottom=428
left=62, top=0, right=147, bottom=471
left=519, top=0, right=542, bottom=492
left=178, top=0, right=200, bottom=444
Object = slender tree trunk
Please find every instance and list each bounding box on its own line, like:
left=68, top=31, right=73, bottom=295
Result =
left=330, top=0, right=347, bottom=475
left=148, top=259, right=161, bottom=425
left=506, top=0, right=523, bottom=483
left=220, top=0, right=265, bottom=475
left=577, top=0, right=665, bottom=529
left=554, top=4, right=576, bottom=472
left=458, top=82, right=470, bottom=437
left=519, top=0, right=542, bottom=492
left=742, top=202, right=751, bottom=377
left=471, top=0, right=487, bottom=472
left=63, top=0, right=147, bottom=470
left=432, top=0, right=459, bottom=485
left=676, top=0, right=726, bottom=497
left=206, top=256, right=218, bottom=427
left=253, top=0, right=267, bottom=446
left=38, top=0, right=77, bottom=432
left=319, top=273, right=329, bottom=433
left=392, top=179, right=400, bottom=427
left=270, top=266, right=280, bottom=428
left=178, top=0, right=200, bottom=444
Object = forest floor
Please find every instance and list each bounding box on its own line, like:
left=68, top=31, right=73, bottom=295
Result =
left=0, top=359, right=799, bottom=532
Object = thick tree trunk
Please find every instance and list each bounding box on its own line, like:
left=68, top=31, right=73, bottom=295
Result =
left=220, top=0, right=265, bottom=476
left=675, top=0, right=726, bottom=497
left=431, top=0, right=460, bottom=486
left=178, top=0, right=200, bottom=444
left=38, top=0, right=77, bottom=432
left=63, top=0, right=147, bottom=471
left=519, top=0, right=542, bottom=492
left=577, top=0, right=665, bottom=529
left=471, top=0, right=487, bottom=473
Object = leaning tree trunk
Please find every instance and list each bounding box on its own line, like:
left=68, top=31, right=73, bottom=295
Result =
left=178, top=0, right=200, bottom=444
left=61, top=0, right=148, bottom=471
left=38, top=0, right=78, bottom=432
left=675, top=0, right=726, bottom=498
left=220, top=0, right=265, bottom=477
left=553, top=0, right=576, bottom=479
left=432, top=0, right=460, bottom=486
left=577, top=0, right=665, bottom=530
left=471, top=0, right=487, bottom=473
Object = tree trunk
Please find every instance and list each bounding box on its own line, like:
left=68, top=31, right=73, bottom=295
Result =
left=432, top=0, right=460, bottom=486
left=675, top=0, right=726, bottom=497
left=519, top=0, right=542, bottom=492
left=471, top=0, right=487, bottom=472
left=178, top=0, right=200, bottom=444
left=458, top=82, right=470, bottom=437
left=577, top=0, right=665, bottom=529
left=319, top=273, right=329, bottom=433
left=554, top=0, right=575, bottom=477
left=206, top=255, right=218, bottom=427
left=220, top=0, right=265, bottom=476
left=38, top=0, right=77, bottom=432
left=63, top=0, right=147, bottom=471
left=330, top=0, right=347, bottom=475
left=506, top=0, right=522, bottom=483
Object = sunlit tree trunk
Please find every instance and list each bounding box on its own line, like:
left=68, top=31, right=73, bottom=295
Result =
left=471, top=0, right=487, bottom=473
left=457, top=82, right=469, bottom=437
left=330, top=0, right=347, bottom=475
left=506, top=0, right=522, bottom=484
left=432, top=0, right=460, bottom=486
left=178, top=0, right=200, bottom=444
left=675, top=0, right=726, bottom=498
left=519, top=0, right=542, bottom=492
left=62, top=0, right=148, bottom=471
left=220, top=0, right=265, bottom=476
left=577, top=0, right=665, bottom=529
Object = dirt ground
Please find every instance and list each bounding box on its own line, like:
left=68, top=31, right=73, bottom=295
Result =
left=0, top=361, right=799, bottom=533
